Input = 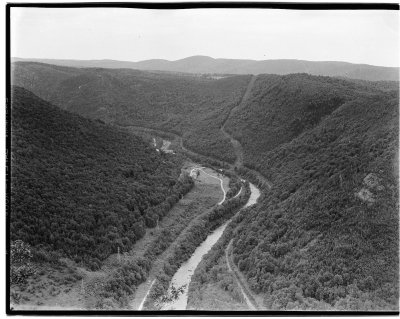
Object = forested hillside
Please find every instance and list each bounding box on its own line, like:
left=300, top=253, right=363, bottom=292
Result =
left=10, top=86, right=193, bottom=269
left=225, top=73, right=399, bottom=178
left=12, top=62, right=250, bottom=163
left=13, top=56, right=399, bottom=81
left=10, top=63, right=399, bottom=310
left=195, top=80, right=399, bottom=310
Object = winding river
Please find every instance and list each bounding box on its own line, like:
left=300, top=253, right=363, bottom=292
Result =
left=161, top=183, right=260, bottom=310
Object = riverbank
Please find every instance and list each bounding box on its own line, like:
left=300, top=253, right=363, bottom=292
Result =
left=143, top=182, right=256, bottom=310
left=115, top=127, right=268, bottom=311
left=129, top=163, right=230, bottom=310
left=187, top=183, right=261, bottom=310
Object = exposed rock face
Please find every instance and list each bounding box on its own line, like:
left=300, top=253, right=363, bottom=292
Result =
left=363, top=173, right=384, bottom=191
left=355, top=188, right=375, bottom=203
left=355, top=173, right=385, bottom=203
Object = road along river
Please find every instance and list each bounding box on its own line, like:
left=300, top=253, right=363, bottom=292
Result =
left=161, top=183, right=260, bottom=310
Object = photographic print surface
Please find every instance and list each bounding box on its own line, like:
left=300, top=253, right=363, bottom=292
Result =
left=7, top=3, right=399, bottom=314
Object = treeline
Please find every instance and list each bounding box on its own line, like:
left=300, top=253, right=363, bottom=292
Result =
left=225, top=173, right=241, bottom=199
left=184, top=128, right=236, bottom=164
left=86, top=257, right=151, bottom=309
left=88, top=169, right=241, bottom=309
left=10, top=87, right=192, bottom=270
left=235, top=165, right=270, bottom=192
left=179, top=141, right=231, bottom=170
left=120, top=125, right=233, bottom=169
left=141, top=174, right=194, bottom=228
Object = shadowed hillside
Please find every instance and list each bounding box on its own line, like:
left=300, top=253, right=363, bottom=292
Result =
left=10, top=86, right=193, bottom=269
left=232, top=87, right=398, bottom=309
left=189, top=76, right=399, bottom=310
left=12, top=62, right=251, bottom=163
left=224, top=73, right=399, bottom=176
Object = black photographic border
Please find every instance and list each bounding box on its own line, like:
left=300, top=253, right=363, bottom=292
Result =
left=5, top=1, right=400, bottom=316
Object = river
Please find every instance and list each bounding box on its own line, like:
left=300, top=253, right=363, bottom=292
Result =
left=161, top=183, right=260, bottom=310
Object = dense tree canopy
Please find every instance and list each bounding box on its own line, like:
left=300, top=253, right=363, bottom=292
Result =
left=10, top=64, right=399, bottom=310
left=12, top=62, right=251, bottom=163
left=224, top=73, right=396, bottom=173
left=188, top=75, right=398, bottom=311
left=227, top=81, right=399, bottom=310
left=11, top=86, right=193, bottom=269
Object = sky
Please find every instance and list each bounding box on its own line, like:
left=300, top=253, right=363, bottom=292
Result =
left=10, top=7, right=400, bottom=67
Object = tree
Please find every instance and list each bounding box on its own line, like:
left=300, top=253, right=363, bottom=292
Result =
left=154, top=284, right=186, bottom=309
left=10, top=240, right=35, bottom=285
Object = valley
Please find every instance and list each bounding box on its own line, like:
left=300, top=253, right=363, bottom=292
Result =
left=9, top=85, right=257, bottom=310
left=220, top=75, right=257, bottom=168
left=9, top=60, right=399, bottom=312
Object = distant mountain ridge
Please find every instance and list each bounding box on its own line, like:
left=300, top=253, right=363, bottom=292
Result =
left=12, top=56, right=399, bottom=81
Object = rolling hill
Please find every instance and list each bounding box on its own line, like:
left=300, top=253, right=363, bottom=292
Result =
left=229, top=84, right=399, bottom=309
left=189, top=73, right=399, bottom=310
left=10, top=86, right=193, bottom=269
left=11, top=61, right=251, bottom=163
left=13, top=56, right=399, bottom=81
left=224, top=73, right=399, bottom=176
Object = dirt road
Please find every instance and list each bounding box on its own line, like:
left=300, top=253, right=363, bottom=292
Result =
left=130, top=165, right=228, bottom=310
left=190, top=167, right=227, bottom=205
left=220, top=75, right=257, bottom=168
left=225, top=240, right=260, bottom=310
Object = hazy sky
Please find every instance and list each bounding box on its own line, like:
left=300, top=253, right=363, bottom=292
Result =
left=11, top=7, right=399, bottom=67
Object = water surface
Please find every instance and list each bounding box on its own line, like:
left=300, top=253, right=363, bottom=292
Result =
left=162, top=182, right=260, bottom=310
